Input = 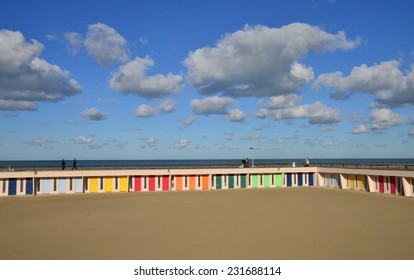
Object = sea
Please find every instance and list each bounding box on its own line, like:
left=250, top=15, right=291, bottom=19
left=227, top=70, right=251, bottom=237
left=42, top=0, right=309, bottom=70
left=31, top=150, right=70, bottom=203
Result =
left=1, top=158, right=414, bottom=171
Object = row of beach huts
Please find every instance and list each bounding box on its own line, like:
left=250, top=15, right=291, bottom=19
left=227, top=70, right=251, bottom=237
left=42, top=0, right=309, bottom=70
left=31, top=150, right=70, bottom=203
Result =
left=1, top=166, right=414, bottom=197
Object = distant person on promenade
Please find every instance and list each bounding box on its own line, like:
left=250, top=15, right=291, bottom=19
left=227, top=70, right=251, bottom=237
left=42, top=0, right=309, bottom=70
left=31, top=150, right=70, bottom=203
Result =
left=72, top=158, right=78, bottom=170
left=61, top=158, right=65, bottom=170
left=305, top=157, right=310, bottom=167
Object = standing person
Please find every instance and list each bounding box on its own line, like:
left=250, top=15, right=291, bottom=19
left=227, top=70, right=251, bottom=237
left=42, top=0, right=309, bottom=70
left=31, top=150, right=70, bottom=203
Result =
left=61, top=158, right=65, bottom=170
left=72, top=158, right=78, bottom=170
left=305, top=157, right=310, bottom=167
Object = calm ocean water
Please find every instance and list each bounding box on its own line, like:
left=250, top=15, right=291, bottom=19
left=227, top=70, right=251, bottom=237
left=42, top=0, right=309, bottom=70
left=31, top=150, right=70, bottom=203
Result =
left=1, top=158, right=414, bottom=171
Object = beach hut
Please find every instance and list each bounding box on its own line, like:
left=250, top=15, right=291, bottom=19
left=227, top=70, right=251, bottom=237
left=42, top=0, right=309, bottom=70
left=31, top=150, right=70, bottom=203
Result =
left=73, top=178, right=83, bottom=193
left=308, top=173, right=314, bottom=186
left=189, top=175, right=196, bottom=190
left=378, top=176, right=385, bottom=193
left=7, top=178, right=17, bottom=195
left=201, top=175, right=209, bottom=190
left=251, top=174, right=259, bottom=188
left=135, top=176, right=143, bottom=191
left=214, top=175, right=222, bottom=189
left=286, top=173, right=292, bottom=187
left=162, top=176, right=169, bottom=191
left=228, top=175, right=235, bottom=189
left=240, top=174, right=247, bottom=189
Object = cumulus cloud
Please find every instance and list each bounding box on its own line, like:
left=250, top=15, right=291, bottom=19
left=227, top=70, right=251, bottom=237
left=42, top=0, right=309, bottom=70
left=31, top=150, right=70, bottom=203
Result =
left=84, top=23, right=129, bottom=66
left=80, top=107, right=107, bottom=121
left=140, top=137, right=158, bottom=149
left=352, top=124, right=369, bottom=134
left=184, top=23, right=358, bottom=97
left=29, top=138, right=55, bottom=146
left=314, top=60, right=414, bottom=107
left=174, top=139, right=189, bottom=149
left=134, top=104, right=159, bottom=117
left=110, top=56, right=183, bottom=98
left=266, top=94, right=303, bottom=109
left=271, top=101, right=341, bottom=124
left=226, top=109, right=246, bottom=122
left=191, top=96, right=234, bottom=115
left=370, top=108, right=406, bottom=130
left=64, top=31, right=83, bottom=56
left=134, top=99, right=176, bottom=117
left=178, top=117, right=196, bottom=129
left=0, top=30, right=82, bottom=111
left=74, top=136, right=99, bottom=149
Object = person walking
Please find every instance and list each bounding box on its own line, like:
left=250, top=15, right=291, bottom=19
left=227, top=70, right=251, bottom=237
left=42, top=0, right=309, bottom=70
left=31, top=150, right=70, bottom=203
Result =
left=305, top=157, right=310, bottom=167
left=72, top=158, right=78, bottom=170
left=61, top=158, right=66, bottom=170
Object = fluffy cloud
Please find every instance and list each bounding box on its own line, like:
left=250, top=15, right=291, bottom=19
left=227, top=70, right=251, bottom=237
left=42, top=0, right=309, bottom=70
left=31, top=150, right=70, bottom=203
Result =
left=226, top=109, right=246, bottom=122
left=140, top=137, right=158, bottom=149
left=80, top=107, right=107, bottom=121
left=190, top=96, right=234, bottom=115
left=271, top=101, right=341, bottom=124
left=184, top=23, right=358, bottom=97
left=74, top=136, right=99, bottom=149
left=266, top=94, right=303, bottom=109
left=110, top=56, right=183, bottom=98
left=0, top=30, right=82, bottom=111
left=134, top=104, right=159, bottom=117
left=352, top=124, right=369, bottom=134
left=84, top=23, right=129, bottom=66
left=134, top=99, right=176, bottom=117
left=314, top=60, right=414, bottom=107
left=174, top=139, right=189, bottom=149
left=370, top=108, right=406, bottom=130
left=178, top=117, right=196, bottom=129
left=64, top=32, right=83, bottom=56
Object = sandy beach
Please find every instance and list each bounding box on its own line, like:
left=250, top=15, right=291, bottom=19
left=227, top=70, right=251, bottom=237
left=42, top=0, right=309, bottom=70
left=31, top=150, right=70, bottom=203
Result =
left=1, top=187, right=413, bottom=260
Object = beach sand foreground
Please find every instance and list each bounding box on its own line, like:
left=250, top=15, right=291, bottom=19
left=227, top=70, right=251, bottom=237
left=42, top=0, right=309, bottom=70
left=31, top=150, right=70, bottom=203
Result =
left=1, top=187, right=413, bottom=260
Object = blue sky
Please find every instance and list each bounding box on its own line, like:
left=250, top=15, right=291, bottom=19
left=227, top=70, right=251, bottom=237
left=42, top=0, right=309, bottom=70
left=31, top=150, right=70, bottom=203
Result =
left=1, top=0, right=414, bottom=160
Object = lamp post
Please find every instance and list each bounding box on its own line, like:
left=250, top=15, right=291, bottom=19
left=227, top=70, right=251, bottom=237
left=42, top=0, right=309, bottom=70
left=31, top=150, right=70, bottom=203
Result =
left=249, top=147, right=254, bottom=167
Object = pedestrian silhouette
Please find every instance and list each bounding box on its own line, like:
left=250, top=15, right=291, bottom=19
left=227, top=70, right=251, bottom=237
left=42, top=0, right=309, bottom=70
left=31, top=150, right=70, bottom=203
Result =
left=72, top=158, right=78, bottom=170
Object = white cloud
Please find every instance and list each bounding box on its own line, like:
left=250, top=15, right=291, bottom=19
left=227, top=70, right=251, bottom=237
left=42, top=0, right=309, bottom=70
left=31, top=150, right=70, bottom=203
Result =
left=159, top=99, right=176, bottom=113
left=140, top=137, right=158, bottom=148
left=0, top=30, right=82, bottom=111
left=271, top=101, right=341, bottom=124
left=110, top=56, right=183, bottom=98
left=178, top=117, right=196, bottom=129
left=314, top=60, right=414, bottom=107
left=266, top=94, right=303, bottom=109
left=80, top=107, right=107, bottom=121
left=174, top=139, right=189, bottom=149
left=75, top=136, right=99, bottom=149
left=190, top=96, right=234, bottom=115
left=239, top=134, right=262, bottom=140
left=352, top=124, right=369, bottom=134
left=75, top=136, right=93, bottom=145
left=0, top=100, right=37, bottom=111
left=370, top=108, right=406, bottom=130
left=30, top=138, right=55, bottom=146
left=64, top=32, right=83, bottom=56
left=226, top=109, right=246, bottom=122
left=134, top=104, right=158, bottom=117
left=255, top=108, right=269, bottom=118
left=134, top=99, right=176, bottom=117
left=184, top=23, right=358, bottom=97
left=84, top=23, right=129, bottom=67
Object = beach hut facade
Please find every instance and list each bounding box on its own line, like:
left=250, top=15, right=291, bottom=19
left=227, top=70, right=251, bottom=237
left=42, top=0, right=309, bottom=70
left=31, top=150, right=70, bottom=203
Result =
left=1, top=166, right=414, bottom=198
